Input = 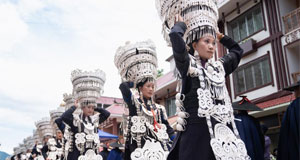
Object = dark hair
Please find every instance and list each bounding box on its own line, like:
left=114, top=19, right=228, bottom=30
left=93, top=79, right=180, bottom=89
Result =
left=187, top=39, right=199, bottom=55
left=136, top=77, right=154, bottom=90
left=186, top=25, right=216, bottom=55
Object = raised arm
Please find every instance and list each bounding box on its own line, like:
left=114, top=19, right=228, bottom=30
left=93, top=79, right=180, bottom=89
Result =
left=55, top=117, right=65, bottom=134
left=119, top=81, right=138, bottom=116
left=119, top=81, right=134, bottom=104
left=61, top=106, right=76, bottom=128
left=169, top=22, right=190, bottom=78
left=94, top=107, right=111, bottom=124
left=219, top=35, right=244, bottom=77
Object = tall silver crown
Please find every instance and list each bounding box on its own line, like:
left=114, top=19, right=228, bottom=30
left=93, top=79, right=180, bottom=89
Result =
left=63, top=93, right=75, bottom=109
left=13, top=143, right=26, bottom=154
left=24, top=136, right=35, bottom=150
left=114, top=39, right=158, bottom=84
left=19, top=144, right=27, bottom=153
left=71, top=69, right=106, bottom=103
left=13, top=147, right=21, bottom=154
left=32, top=129, right=41, bottom=144
left=156, top=0, right=219, bottom=45
left=50, top=106, right=66, bottom=132
left=35, top=117, right=54, bottom=138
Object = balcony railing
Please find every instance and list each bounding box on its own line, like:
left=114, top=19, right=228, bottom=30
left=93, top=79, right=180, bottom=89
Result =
left=283, top=7, right=300, bottom=34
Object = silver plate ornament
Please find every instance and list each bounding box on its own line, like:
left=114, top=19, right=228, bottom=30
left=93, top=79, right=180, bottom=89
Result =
left=131, top=116, right=147, bottom=134
left=130, top=139, right=169, bottom=160
left=78, top=149, right=103, bottom=160
left=210, top=124, right=250, bottom=160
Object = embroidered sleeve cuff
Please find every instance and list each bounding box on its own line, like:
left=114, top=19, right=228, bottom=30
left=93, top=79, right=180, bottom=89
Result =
left=220, top=35, right=238, bottom=50
left=170, top=22, right=187, bottom=37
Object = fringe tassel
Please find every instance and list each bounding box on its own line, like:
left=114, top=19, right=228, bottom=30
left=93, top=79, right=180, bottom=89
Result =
left=186, top=25, right=216, bottom=45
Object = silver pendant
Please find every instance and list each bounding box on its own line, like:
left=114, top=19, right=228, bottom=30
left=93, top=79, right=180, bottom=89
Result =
left=146, top=122, right=169, bottom=141
left=210, top=123, right=250, bottom=160
left=131, top=116, right=147, bottom=134
left=130, top=139, right=168, bottom=160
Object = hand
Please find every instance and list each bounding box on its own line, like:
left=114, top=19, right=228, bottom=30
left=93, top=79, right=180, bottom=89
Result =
left=174, top=14, right=184, bottom=23
left=216, top=32, right=224, bottom=41
left=74, top=99, right=79, bottom=108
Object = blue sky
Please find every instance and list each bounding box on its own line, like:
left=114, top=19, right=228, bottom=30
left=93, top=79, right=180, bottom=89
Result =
left=0, top=0, right=172, bottom=154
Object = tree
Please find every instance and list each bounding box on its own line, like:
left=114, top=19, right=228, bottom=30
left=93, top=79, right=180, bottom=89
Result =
left=157, top=69, right=164, bottom=78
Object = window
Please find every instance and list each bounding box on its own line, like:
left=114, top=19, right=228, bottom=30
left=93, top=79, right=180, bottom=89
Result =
left=165, top=97, right=176, bottom=117
left=228, top=4, right=264, bottom=42
left=234, top=56, right=272, bottom=95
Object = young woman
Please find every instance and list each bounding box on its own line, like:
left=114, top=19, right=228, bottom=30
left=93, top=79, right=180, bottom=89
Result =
left=61, top=100, right=110, bottom=160
left=119, top=77, right=175, bottom=160
left=167, top=15, right=249, bottom=160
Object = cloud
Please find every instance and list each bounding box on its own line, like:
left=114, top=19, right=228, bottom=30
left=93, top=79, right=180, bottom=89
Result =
left=0, top=3, right=28, bottom=53
left=0, top=125, right=33, bottom=155
left=0, top=0, right=173, bottom=154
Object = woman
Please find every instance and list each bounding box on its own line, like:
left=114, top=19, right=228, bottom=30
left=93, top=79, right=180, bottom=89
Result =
left=233, top=96, right=264, bottom=160
left=61, top=100, right=110, bottom=160
left=167, top=15, right=249, bottom=160
left=119, top=77, right=175, bottom=160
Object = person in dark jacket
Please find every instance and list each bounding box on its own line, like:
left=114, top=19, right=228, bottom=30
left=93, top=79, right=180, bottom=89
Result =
left=61, top=99, right=110, bottom=160
left=233, top=96, right=265, bottom=160
left=100, top=143, right=110, bottom=160
left=41, top=135, right=51, bottom=159
left=116, top=39, right=175, bottom=159
left=167, top=13, right=248, bottom=160
left=107, top=142, right=124, bottom=160
left=119, top=78, right=175, bottom=160
left=277, top=80, right=300, bottom=160
left=30, top=141, right=44, bottom=160
left=54, top=117, right=65, bottom=134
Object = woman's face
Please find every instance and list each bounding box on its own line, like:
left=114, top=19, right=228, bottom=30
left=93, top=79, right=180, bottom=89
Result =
left=139, top=81, right=155, bottom=99
left=82, top=104, right=95, bottom=116
left=192, top=35, right=216, bottom=60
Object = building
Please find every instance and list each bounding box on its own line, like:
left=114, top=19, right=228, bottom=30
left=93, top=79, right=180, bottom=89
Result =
left=97, top=96, right=126, bottom=143
left=155, top=0, right=300, bottom=151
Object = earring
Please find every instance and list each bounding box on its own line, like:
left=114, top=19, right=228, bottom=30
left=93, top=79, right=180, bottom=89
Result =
left=140, top=92, right=144, bottom=104
left=194, top=50, right=200, bottom=60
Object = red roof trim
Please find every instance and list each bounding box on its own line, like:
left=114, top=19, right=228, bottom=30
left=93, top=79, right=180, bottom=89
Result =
left=97, top=96, right=123, bottom=105
left=156, top=71, right=175, bottom=89
left=256, top=94, right=295, bottom=109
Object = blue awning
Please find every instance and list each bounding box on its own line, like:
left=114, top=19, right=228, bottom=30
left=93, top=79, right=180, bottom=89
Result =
left=98, top=129, right=118, bottom=140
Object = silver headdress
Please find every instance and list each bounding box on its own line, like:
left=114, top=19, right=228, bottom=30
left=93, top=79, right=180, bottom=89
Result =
left=114, top=40, right=158, bottom=85
left=50, top=106, right=66, bottom=132
left=32, top=129, right=41, bottom=144
left=156, top=0, right=219, bottom=45
left=35, top=117, right=54, bottom=138
left=71, top=69, right=106, bottom=107
left=23, top=136, right=35, bottom=150
left=63, top=93, right=75, bottom=109
left=13, top=147, right=22, bottom=155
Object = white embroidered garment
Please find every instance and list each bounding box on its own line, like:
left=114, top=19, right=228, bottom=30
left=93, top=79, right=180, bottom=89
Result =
left=175, top=55, right=250, bottom=159
left=46, top=138, right=63, bottom=160
left=72, top=113, right=102, bottom=158
left=125, top=90, right=170, bottom=159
